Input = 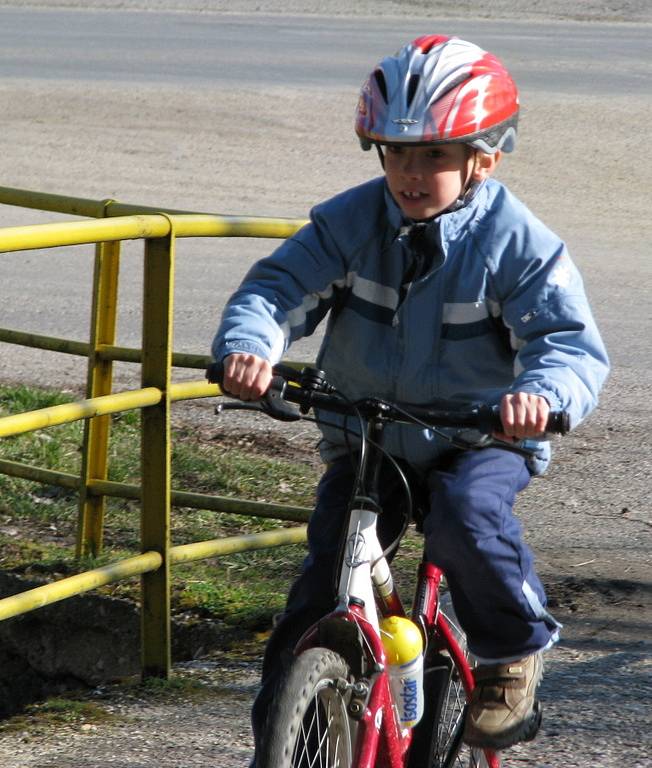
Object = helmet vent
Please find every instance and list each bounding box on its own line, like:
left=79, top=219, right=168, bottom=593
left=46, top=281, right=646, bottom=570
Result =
left=418, top=36, right=446, bottom=54
left=406, top=74, right=420, bottom=107
left=374, top=69, right=389, bottom=103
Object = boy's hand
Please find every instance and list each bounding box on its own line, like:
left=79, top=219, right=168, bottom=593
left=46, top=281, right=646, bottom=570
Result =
left=222, top=353, right=272, bottom=401
left=496, top=392, right=550, bottom=441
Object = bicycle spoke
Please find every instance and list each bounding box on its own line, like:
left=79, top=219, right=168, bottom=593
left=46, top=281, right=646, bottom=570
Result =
left=430, top=667, right=468, bottom=767
left=323, top=701, right=329, bottom=768
left=315, top=695, right=324, bottom=768
left=290, top=689, right=347, bottom=768
left=294, top=711, right=311, bottom=766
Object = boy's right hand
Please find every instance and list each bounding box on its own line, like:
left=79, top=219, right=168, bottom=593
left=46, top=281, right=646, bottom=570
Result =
left=221, top=353, right=272, bottom=401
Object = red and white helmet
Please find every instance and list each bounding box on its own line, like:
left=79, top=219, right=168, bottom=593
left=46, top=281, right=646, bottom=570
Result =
left=355, top=35, right=519, bottom=154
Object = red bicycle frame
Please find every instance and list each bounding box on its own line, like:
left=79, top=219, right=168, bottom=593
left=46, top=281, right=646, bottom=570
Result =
left=296, top=556, right=499, bottom=768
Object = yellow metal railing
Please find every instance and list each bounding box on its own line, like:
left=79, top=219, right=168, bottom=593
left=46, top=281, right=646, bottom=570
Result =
left=0, top=526, right=307, bottom=624
left=0, top=187, right=311, bottom=677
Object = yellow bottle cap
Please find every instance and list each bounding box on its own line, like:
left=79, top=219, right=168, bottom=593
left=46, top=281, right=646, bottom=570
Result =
left=379, top=615, right=423, bottom=665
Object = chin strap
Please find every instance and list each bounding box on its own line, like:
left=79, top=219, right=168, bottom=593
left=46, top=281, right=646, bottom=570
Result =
left=375, top=143, right=386, bottom=169
left=446, top=177, right=485, bottom=213
left=446, top=149, right=484, bottom=212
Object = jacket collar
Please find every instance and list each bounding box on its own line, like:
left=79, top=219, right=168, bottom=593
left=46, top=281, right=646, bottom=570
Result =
left=383, top=178, right=488, bottom=243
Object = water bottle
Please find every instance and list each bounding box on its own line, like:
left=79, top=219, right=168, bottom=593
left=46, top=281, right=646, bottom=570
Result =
left=379, top=615, right=424, bottom=728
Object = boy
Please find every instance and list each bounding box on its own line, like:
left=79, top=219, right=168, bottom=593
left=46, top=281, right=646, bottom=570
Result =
left=212, top=35, right=609, bottom=757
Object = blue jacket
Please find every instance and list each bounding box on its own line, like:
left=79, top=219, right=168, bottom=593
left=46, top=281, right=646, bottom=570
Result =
left=213, top=177, right=609, bottom=473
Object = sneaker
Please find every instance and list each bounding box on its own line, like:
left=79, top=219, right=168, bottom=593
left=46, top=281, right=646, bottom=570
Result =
left=464, top=652, right=543, bottom=750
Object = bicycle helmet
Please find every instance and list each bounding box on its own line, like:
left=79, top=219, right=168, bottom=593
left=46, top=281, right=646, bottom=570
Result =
left=355, top=35, right=519, bottom=154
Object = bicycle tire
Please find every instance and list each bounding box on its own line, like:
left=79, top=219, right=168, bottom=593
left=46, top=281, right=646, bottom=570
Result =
left=259, top=647, right=356, bottom=768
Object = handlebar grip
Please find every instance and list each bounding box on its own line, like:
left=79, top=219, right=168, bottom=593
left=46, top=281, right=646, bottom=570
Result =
left=546, top=410, right=571, bottom=435
left=206, top=361, right=225, bottom=385
left=206, top=360, right=302, bottom=388
left=486, top=407, right=571, bottom=436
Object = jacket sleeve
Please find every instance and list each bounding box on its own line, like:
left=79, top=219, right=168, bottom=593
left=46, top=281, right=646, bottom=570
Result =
left=487, top=208, right=610, bottom=429
left=211, top=206, right=349, bottom=364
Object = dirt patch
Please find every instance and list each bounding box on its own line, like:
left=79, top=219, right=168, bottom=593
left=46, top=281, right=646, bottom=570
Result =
left=203, top=427, right=321, bottom=467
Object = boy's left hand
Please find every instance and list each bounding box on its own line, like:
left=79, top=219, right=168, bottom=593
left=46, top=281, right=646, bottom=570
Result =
left=495, top=392, right=550, bottom=441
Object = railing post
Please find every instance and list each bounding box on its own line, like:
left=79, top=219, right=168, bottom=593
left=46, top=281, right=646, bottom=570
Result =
left=140, top=221, right=174, bottom=678
left=77, top=225, right=121, bottom=558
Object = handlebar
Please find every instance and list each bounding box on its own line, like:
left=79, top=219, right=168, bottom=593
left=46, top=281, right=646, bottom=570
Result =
left=206, top=362, right=571, bottom=436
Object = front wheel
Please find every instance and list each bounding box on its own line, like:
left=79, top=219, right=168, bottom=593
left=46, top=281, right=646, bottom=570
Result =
left=259, top=647, right=356, bottom=768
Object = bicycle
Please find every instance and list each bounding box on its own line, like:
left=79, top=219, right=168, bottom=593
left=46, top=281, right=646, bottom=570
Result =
left=206, top=362, right=569, bottom=768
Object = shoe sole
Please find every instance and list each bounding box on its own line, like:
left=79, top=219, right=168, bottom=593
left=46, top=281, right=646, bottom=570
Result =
left=464, top=700, right=543, bottom=751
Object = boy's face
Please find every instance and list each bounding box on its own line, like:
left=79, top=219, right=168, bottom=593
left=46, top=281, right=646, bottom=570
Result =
left=384, top=143, right=491, bottom=221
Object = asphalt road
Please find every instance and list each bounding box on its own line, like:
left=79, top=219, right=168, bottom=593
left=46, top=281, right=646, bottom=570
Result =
left=0, top=9, right=650, bottom=94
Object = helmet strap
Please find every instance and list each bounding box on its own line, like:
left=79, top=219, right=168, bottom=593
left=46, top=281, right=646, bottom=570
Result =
left=446, top=148, right=482, bottom=213
left=375, top=144, right=386, bottom=169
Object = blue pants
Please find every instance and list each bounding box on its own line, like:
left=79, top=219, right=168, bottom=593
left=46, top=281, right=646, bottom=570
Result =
left=251, top=447, right=559, bottom=755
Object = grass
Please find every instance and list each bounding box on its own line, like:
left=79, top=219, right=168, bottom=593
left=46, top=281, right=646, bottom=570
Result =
left=0, top=383, right=319, bottom=651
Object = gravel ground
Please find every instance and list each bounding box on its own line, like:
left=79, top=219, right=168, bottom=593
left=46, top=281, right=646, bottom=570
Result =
left=0, top=2, right=650, bottom=766
left=0, top=640, right=649, bottom=767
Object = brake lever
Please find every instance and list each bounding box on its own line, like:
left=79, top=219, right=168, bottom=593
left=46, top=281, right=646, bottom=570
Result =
left=215, top=401, right=265, bottom=415
left=214, top=376, right=302, bottom=423
left=260, top=377, right=302, bottom=422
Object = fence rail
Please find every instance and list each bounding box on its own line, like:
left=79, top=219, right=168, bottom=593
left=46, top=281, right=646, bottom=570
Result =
left=0, top=526, right=308, bottom=624
left=0, top=186, right=310, bottom=677
left=0, top=327, right=210, bottom=368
